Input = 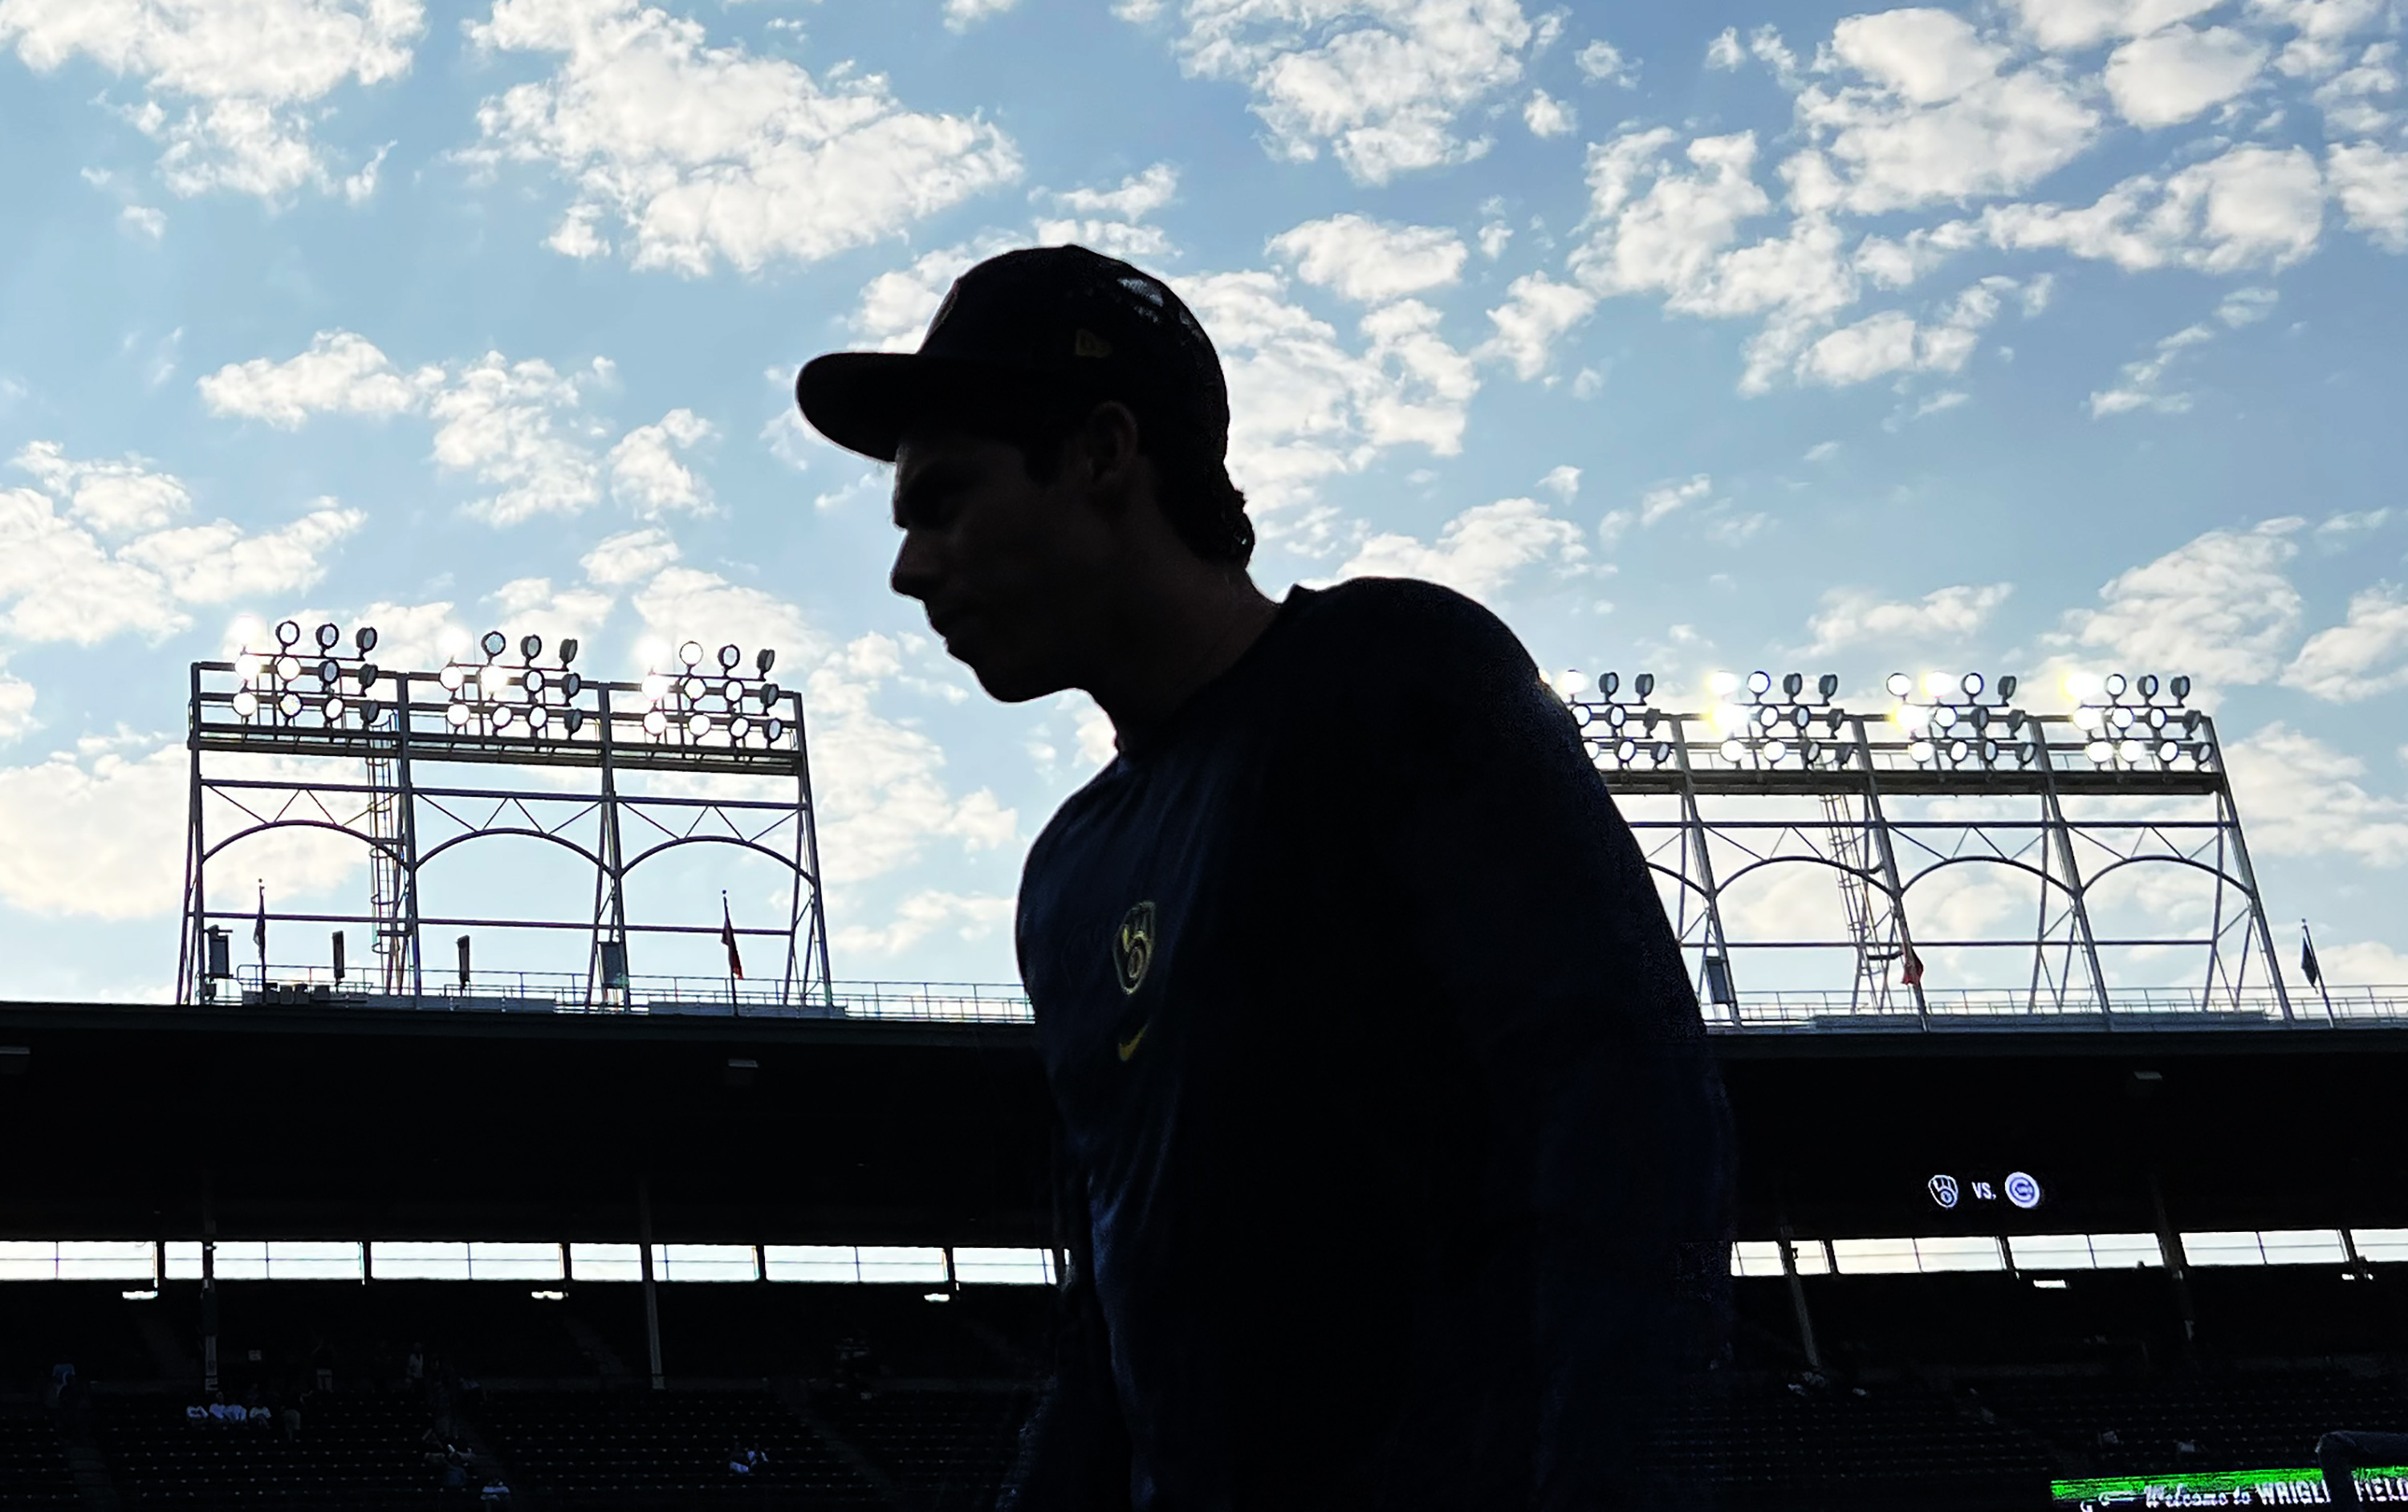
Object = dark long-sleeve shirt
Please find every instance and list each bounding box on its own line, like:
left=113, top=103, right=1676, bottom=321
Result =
left=1005, top=578, right=1731, bottom=1511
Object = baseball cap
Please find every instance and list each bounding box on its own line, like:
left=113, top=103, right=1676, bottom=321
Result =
left=795, top=245, right=1230, bottom=465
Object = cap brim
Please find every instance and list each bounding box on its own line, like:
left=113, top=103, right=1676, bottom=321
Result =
left=795, top=352, right=1053, bottom=463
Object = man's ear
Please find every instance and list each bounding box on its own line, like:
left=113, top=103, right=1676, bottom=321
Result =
left=1076, top=400, right=1145, bottom=500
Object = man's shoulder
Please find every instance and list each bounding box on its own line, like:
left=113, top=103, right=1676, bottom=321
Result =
left=1288, top=576, right=1531, bottom=676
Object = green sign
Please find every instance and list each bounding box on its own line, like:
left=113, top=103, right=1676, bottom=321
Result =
left=2055, top=1465, right=2408, bottom=1507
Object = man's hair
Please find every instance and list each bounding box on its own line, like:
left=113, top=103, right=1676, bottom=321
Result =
left=921, top=387, right=1255, bottom=569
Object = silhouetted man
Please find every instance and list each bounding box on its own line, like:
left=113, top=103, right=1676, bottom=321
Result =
left=797, top=246, right=1731, bottom=1510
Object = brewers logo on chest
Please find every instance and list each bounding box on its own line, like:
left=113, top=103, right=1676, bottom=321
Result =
left=1112, top=901, right=1157, bottom=995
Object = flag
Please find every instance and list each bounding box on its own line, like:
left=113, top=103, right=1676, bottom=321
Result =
left=720, top=895, right=744, bottom=981
left=2302, top=925, right=2322, bottom=988
left=252, top=884, right=266, bottom=956
left=1901, top=947, right=1925, bottom=986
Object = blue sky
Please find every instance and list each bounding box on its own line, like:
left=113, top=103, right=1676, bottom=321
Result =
left=0, top=0, right=2403, bottom=1002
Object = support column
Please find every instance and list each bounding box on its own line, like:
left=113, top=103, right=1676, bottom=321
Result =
left=201, top=1171, right=219, bottom=1395
left=2150, top=1166, right=2199, bottom=1368
left=637, top=1174, right=665, bottom=1390
left=1777, top=1221, right=1823, bottom=1372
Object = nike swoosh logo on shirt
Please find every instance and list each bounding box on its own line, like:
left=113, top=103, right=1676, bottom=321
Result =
left=1117, top=1022, right=1149, bottom=1062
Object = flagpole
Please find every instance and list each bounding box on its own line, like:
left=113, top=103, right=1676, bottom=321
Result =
left=254, top=880, right=267, bottom=992
left=2302, top=920, right=2334, bottom=1018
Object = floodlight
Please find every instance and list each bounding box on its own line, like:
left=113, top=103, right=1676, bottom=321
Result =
left=2003, top=709, right=2025, bottom=733
left=1719, top=738, right=1745, bottom=763
left=1909, top=740, right=1934, bottom=763
left=2158, top=740, right=2178, bottom=762
left=326, top=697, right=346, bottom=721
left=1766, top=740, right=1791, bottom=764
left=317, top=658, right=338, bottom=684
left=481, top=665, right=509, bottom=697
left=355, top=626, right=377, bottom=653
left=521, top=634, right=543, bottom=660
left=1922, top=671, right=1952, bottom=699
left=1960, top=673, right=1983, bottom=698
left=643, top=709, right=667, bottom=736
left=726, top=679, right=748, bottom=705
left=642, top=673, right=669, bottom=702
left=236, top=653, right=262, bottom=683
left=682, top=675, right=706, bottom=700
left=1996, top=675, right=2017, bottom=702
left=2105, top=673, right=2128, bottom=697
left=730, top=715, right=751, bottom=739
left=279, top=692, right=303, bottom=717
left=2111, top=707, right=2134, bottom=730
left=2146, top=707, right=2166, bottom=729
left=1783, top=672, right=1804, bottom=698
left=1802, top=739, right=1821, bottom=765
left=1601, top=671, right=1621, bottom=697
left=527, top=705, right=549, bottom=730
left=1650, top=741, right=1670, bottom=762
left=2170, top=675, right=2190, bottom=701
left=1967, top=705, right=1988, bottom=729
left=559, top=638, right=579, bottom=665
left=679, top=640, right=703, bottom=667
left=524, top=669, right=546, bottom=694
left=446, top=704, right=470, bottom=728
left=759, top=681, right=781, bottom=706
left=561, top=673, right=582, bottom=699
left=1818, top=674, right=1839, bottom=700
left=718, top=644, right=741, bottom=671
left=767, top=717, right=787, bottom=742
left=563, top=709, right=584, bottom=736
left=2138, top=673, right=2159, bottom=698
left=1982, top=740, right=1999, bottom=763
left=439, top=665, right=465, bottom=692
left=232, top=691, right=258, bottom=719
left=686, top=713, right=710, bottom=737
left=1885, top=673, right=1913, bottom=698
left=2117, top=739, right=2144, bottom=763
left=493, top=706, right=515, bottom=730
left=1747, top=670, right=1771, bottom=696
left=275, top=655, right=300, bottom=681
left=482, top=631, right=507, bottom=659
left=315, top=623, right=339, bottom=651
left=1949, top=739, right=1969, bottom=763
left=1617, top=738, right=1637, bottom=762
left=1709, top=671, right=1739, bottom=697
left=1933, top=706, right=1957, bottom=729
left=1634, top=673, right=1655, bottom=699
left=2085, top=740, right=2113, bottom=762
left=1606, top=705, right=1628, bottom=728
left=756, top=648, right=775, bottom=675
left=276, top=620, right=301, bottom=647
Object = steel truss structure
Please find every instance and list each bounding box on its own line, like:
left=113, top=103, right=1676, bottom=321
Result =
left=1566, top=669, right=2300, bottom=1026
left=176, top=620, right=834, bottom=1011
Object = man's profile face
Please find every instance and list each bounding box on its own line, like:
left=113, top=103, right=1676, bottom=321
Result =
left=889, top=425, right=1106, bottom=703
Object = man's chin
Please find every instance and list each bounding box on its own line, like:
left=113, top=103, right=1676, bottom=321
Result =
left=970, top=663, right=1070, bottom=704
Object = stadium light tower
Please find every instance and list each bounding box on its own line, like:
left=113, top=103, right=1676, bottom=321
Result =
left=1564, top=666, right=2295, bottom=1026
left=176, top=623, right=834, bottom=1012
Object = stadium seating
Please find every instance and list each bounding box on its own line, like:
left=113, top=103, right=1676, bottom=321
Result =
left=96, top=1396, right=449, bottom=1509
left=478, top=1388, right=885, bottom=1507
left=817, top=1387, right=1034, bottom=1510
left=0, top=1408, right=79, bottom=1508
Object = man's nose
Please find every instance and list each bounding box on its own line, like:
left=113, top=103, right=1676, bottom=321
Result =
left=890, top=530, right=941, bottom=603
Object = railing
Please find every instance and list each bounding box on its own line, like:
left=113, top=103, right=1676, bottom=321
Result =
left=226, top=966, right=1035, bottom=1023
left=1711, top=983, right=2408, bottom=1027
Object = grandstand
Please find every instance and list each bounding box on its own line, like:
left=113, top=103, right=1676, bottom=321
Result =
left=4, top=644, right=2406, bottom=1509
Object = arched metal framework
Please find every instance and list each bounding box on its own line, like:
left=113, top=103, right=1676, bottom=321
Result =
left=1569, top=669, right=2298, bottom=1027
left=176, top=624, right=834, bottom=1012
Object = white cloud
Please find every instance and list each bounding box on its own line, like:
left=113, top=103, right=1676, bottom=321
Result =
left=1704, top=26, right=1743, bottom=69
left=120, top=205, right=165, bottom=240
left=2252, top=0, right=2386, bottom=79
left=1031, top=163, right=1181, bottom=258
left=1574, top=38, right=1631, bottom=86
left=426, top=353, right=608, bottom=525
left=1523, top=87, right=1574, bottom=137
left=1794, top=276, right=2023, bottom=388
left=1638, top=474, right=1711, bottom=526
left=629, top=566, right=820, bottom=672
left=1161, top=0, right=1539, bottom=184
left=832, top=888, right=1015, bottom=957
left=1476, top=272, right=1597, bottom=380
left=1806, top=583, right=2013, bottom=656
left=1182, top=270, right=1478, bottom=539
left=2224, top=722, right=2408, bottom=867
left=465, top=0, right=1022, bottom=275
left=0, top=660, right=33, bottom=741
left=1267, top=213, right=1466, bottom=303
left=2317, top=938, right=2408, bottom=986
left=336, top=599, right=468, bottom=668
left=942, top=0, right=1017, bottom=30
left=1986, top=144, right=2325, bottom=273
left=2329, top=141, right=2408, bottom=252
left=1335, top=495, right=1585, bottom=602
left=2062, top=518, right=2304, bottom=684
left=607, top=408, right=714, bottom=515
left=2282, top=586, right=2408, bottom=701
left=580, top=526, right=681, bottom=587
left=2311, top=42, right=2401, bottom=134
left=2007, top=0, right=2223, bottom=52
left=1796, top=8, right=2101, bottom=214
left=2104, top=24, right=2268, bottom=126
left=1, top=446, right=362, bottom=644
left=12, top=440, right=191, bottom=534
left=197, top=330, right=436, bottom=428
left=2088, top=290, right=2273, bottom=416
left=0, top=0, right=423, bottom=201
left=485, top=575, right=614, bottom=649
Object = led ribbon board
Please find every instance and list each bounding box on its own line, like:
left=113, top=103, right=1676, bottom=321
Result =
left=2054, top=1466, right=2408, bottom=1507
